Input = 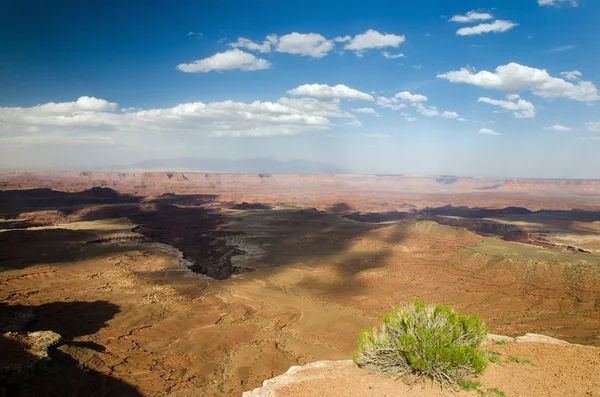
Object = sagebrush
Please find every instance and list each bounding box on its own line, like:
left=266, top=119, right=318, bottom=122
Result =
left=352, top=301, right=488, bottom=385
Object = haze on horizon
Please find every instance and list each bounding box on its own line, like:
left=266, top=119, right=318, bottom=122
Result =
left=1, top=0, right=600, bottom=179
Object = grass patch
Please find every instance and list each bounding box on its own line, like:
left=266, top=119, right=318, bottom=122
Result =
left=458, top=379, right=483, bottom=391
left=458, top=379, right=506, bottom=397
left=352, top=301, right=488, bottom=386
left=508, top=355, right=536, bottom=366
left=494, top=339, right=509, bottom=345
left=487, top=387, right=506, bottom=397
left=482, top=349, right=503, bottom=364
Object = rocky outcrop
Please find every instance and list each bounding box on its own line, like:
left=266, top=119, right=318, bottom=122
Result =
left=244, top=334, right=582, bottom=397
left=243, top=360, right=355, bottom=397
left=0, top=331, right=62, bottom=391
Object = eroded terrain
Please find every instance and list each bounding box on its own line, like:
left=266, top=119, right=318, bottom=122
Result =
left=1, top=172, right=600, bottom=396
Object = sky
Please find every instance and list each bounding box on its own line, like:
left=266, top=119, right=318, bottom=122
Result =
left=1, top=0, right=599, bottom=178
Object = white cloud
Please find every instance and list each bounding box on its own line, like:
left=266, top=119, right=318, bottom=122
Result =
left=545, top=124, right=572, bottom=131
left=37, top=96, right=119, bottom=112
left=229, top=37, right=273, bottom=53
left=344, top=29, right=405, bottom=55
left=275, top=33, right=334, bottom=58
left=287, top=84, right=374, bottom=101
left=177, top=49, right=271, bottom=73
left=351, top=107, right=377, bottom=115
left=395, top=91, right=428, bottom=104
left=417, top=104, right=439, bottom=117
left=538, top=0, right=578, bottom=7
left=450, top=10, right=494, bottom=23
left=478, top=128, right=501, bottom=136
left=404, top=117, right=416, bottom=122
left=438, top=62, right=600, bottom=102
left=382, top=51, right=405, bottom=59
left=277, top=97, right=354, bottom=118
left=0, top=95, right=362, bottom=140
left=415, top=104, right=463, bottom=120
left=506, top=93, right=520, bottom=100
left=346, top=120, right=363, bottom=127
left=456, top=20, right=518, bottom=36
left=560, top=70, right=582, bottom=81
left=477, top=97, right=536, bottom=118
left=442, top=111, right=461, bottom=119
left=586, top=121, right=600, bottom=132
left=375, top=96, right=406, bottom=110
left=334, top=35, right=351, bottom=43
left=545, top=45, right=577, bottom=53
left=413, top=65, right=423, bottom=70
left=265, top=34, right=278, bottom=45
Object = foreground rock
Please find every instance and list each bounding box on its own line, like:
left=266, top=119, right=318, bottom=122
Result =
left=0, top=331, right=62, bottom=390
left=244, top=335, right=600, bottom=397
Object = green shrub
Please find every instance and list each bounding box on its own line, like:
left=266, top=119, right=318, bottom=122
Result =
left=352, top=301, right=489, bottom=385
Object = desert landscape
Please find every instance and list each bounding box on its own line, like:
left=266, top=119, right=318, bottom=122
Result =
left=1, top=171, right=600, bottom=396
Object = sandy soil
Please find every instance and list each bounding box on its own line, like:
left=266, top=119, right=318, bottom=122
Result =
left=247, top=341, right=600, bottom=397
left=1, top=174, right=600, bottom=396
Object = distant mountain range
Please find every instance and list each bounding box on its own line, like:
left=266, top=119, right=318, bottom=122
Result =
left=128, top=158, right=351, bottom=174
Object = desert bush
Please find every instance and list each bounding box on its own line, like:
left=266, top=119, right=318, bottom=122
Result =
left=352, top=301, right=488, bottom=385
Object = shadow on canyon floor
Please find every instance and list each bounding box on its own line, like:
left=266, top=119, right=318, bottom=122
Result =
left=0, top=301, right=142, bottom=397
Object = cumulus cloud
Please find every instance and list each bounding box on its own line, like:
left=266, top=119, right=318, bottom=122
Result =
left=415, top=104, right=464, bottom=120
left=506, top=93, right=520, bottom=100
left=38, top=96, right=119, bottom=112
left=351, top=107, right=378, bottom=115
left=277, top=97, right=354, bottom=118
left=587, top=121, right=600, bottom=132
left=450, top=10, right=494, bottom=23
left=287, top=84, right=374, bottom=101
left=560, top=70, right=582, bottom=80
left=438, top=62, right=600, bottom=102
left=0, top=95, right=361, bottom=140
left=545, top=124, right=572, bottom=131
left=382, top=51, right=405, bottom=59
left=394, top=91, right=428, bottom=104
left=275, top=33, right=334, bottom=58
left=456, top=20, right=518, bottom=36
left=477, top=97, right=536, bottom=118
left=417, top=104, right=439, bottom=117
left=442, top=111, right=461, bottom=119
left=375, top=96, right=406, bottom=110
left=538, top=0, right=578, bottom=7
left=334, top=35, right=351, bottom=43
left=345, top=120, right=363, bottom=127
left=478, top=128, right=501, bottom=136
left=344, top=29, right=405, bottom=55
left=229, top=37, right=273, bottom=53
left=177, top=49, right=271, bottom=72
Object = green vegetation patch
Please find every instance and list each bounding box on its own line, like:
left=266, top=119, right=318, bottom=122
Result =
left=352, top=301, right=489, bottom=386
left=508, top=355, right=536, bottom=366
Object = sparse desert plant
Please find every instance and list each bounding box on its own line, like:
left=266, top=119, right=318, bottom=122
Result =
left=482, top=349, right=503, bottom=364
left=352, top=301, right=488, bottom=386
left=486, top=387, right=507, bottom=397
left=508, top=355, right=535, bottom=366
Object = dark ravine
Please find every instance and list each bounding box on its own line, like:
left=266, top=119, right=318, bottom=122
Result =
left=129, top=204, right=251, bottom=280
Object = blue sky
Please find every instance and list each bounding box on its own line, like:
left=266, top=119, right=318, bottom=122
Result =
left=1, top=0, right=599, bottom=177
